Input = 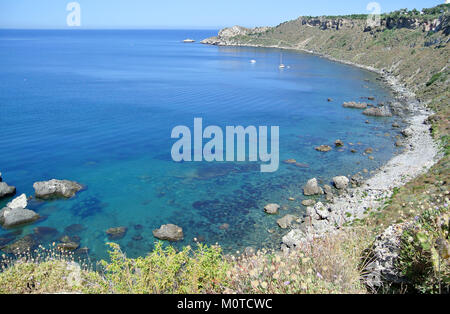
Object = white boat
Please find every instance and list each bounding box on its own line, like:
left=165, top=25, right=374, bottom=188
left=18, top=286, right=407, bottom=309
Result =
left=250, top=59, right=257, bottom=64
left=183, top=39, right=195, bottom=43
left=279, top=53, right=286, bottom=68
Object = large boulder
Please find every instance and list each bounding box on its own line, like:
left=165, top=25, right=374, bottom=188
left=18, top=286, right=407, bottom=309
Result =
left=0, top=194, right=39, bottom=228
left=153, top=224, right=184, bottom=241
left=7, top=193, right=27, bottom=209
left=2, top=235, right=37, bottom=254
left=303, top=178, right=324, bottom=196
left=0, top=182, right=16, bottom=199
left=33, top=179, right=83, bottom=199
left=0, top=207, right=40, bottom=228
left=264, top=203, right=280, bottom=214
left=332, top=176, right=349, bottom=190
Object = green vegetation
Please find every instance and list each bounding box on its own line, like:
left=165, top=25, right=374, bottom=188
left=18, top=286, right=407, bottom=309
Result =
left=426, top=71, right=447, bottom=87
left=0, top=229, right=371, bottom=294
left=397, top=208, right=449, bottom=293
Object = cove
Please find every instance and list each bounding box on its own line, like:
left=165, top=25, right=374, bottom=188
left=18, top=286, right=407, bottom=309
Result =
left=0, top=29, right=403, bottom=261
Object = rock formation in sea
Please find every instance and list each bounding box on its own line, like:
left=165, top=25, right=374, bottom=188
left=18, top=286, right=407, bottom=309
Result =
left=0, top=194, right=40, bottom=228
left=33, top=179, right=83, bottom=199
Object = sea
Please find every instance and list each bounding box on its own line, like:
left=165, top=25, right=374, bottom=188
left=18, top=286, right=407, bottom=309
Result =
left=0, top=29, right=403, bottom=261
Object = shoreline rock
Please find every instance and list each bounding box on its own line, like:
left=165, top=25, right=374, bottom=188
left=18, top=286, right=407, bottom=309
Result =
left=333, top=176, right=349, bottom=190
left=303, top=178, right=324, bottom=196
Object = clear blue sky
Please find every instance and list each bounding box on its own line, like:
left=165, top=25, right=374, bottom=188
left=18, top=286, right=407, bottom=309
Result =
left=0, top=0, right=445, bottom=29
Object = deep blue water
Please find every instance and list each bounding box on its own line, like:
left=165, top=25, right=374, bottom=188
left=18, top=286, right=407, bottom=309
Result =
left=0, top=30, right=403, bottom=261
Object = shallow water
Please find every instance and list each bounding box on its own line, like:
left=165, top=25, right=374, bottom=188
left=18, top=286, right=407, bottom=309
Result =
left=0, top=30, right=404, bottom=261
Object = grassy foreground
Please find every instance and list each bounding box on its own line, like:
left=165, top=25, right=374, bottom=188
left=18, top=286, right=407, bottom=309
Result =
left=1, top=5, right=449, bottom=294
left=0, top=230, right=372, bottom=294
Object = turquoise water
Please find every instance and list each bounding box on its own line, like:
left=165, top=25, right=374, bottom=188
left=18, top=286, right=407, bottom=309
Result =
left=0, top=30, right=403, bottom=261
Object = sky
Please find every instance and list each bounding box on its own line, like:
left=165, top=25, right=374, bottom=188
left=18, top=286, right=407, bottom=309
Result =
left=0, top=0, right=445, bottom=29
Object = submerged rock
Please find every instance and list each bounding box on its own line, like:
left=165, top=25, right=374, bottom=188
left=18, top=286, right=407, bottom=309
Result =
left=315, top=145, right=332, bottom=152
left=333, top=176, right=349, bottom=190
left=106, top=227, right=128, bottom=240
left=0, top=182, right=16, bottom=199
left=303, top=178, right=324, bottom=196
left=264, top=203, right=280, bottom=215
left=364, top=147, right=374, bottom=154
left=64, top=224, right=86, bottom=235
left=33, top=179, right=83, bottom=199
left=342, top=101, right=368, bottom=109
left=219, top=223, right=230, bottom=230
left=277, top=214, right=298, bottom=229
left=335, top=140, right=344, bottom=147
left=57, top=242, right=80, bottom=251
left=153, top=224, right=183, bottom=241
left=2, top=235, right=36, bottom=254
left=283, top=159, right=297, bottom=165
left=33, top=226, right=59, bottom=240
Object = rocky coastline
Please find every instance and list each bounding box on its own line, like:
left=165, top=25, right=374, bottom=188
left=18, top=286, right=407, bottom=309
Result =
left=201, top=26, right=442, bottom=283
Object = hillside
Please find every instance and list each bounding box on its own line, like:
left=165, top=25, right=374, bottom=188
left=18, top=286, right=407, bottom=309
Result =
left=202, top=4, right=449, bottom=127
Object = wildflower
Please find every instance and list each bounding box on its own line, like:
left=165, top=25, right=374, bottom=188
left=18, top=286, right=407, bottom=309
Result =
left=251, top=280, right=259, bottom=289
left=317, top=272, right=323, bottom=279
left=261, top=282, right=268, bottom=289
left=284, top=281, right=290, bottom=286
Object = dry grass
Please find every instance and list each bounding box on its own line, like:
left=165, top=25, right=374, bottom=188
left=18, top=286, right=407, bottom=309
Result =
left=224, top=228, right=373, bottom=294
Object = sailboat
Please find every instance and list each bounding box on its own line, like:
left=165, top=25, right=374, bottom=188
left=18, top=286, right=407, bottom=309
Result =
left=279, top=53, right=286, bottom=69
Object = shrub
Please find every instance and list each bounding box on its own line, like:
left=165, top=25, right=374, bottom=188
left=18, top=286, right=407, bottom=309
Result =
left=397, top=208, right=450, bottom=293
left=95, top=242, right=231, bottom=294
